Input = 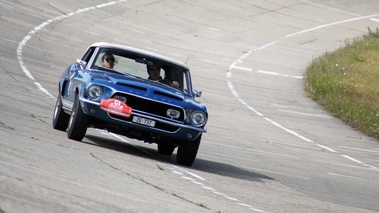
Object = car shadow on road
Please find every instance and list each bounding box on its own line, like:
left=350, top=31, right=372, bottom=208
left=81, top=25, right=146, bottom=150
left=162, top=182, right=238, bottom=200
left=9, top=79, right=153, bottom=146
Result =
left=191, top=159, right=273, bottom=182
left=84, top=134, right=273, bottom=183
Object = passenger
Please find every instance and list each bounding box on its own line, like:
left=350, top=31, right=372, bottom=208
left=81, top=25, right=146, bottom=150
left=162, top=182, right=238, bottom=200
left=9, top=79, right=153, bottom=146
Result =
left=147, top=63, right=179, bottom=88
left=101, top=53, right=115, bottom=69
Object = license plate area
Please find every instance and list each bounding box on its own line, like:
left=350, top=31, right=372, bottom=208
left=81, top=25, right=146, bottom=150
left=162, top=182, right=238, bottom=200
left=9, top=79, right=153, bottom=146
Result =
left=132, top=116, right=156, bottom=127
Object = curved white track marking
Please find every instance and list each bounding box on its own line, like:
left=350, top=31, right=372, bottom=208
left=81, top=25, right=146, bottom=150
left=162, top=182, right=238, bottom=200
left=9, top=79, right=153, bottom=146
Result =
left=231, top=65, right=303, bottom=79
left=285, top=14, right=379, bottom=38
left=16, top=0, right=126, bottom=100
left=227, top=7, right=379, bottom=170
left=170, top=166, right=266, bottom=213
left=339, top=146, right=379, bottom=154
left=316, top=144, right=337, bottom=153
left=300, top=0, right=361, bottom=17
left=341, top=155, right=379, bottom=171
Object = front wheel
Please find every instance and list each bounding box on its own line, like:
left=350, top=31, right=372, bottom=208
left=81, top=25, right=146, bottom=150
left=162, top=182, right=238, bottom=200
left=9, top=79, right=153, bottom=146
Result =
left=52, top=94, right=70, bottom=131
left=176, top=134, right=201, bottom=167
left=67, top=95, right=88, bottom=141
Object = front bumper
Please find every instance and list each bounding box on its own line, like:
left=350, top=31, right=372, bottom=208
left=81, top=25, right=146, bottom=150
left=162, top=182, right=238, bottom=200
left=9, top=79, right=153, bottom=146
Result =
left=80, top=97, right=206, bottom=141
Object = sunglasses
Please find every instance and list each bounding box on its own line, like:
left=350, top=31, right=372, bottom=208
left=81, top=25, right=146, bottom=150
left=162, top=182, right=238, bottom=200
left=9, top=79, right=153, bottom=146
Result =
left=105, top=58, right=115, bottom=62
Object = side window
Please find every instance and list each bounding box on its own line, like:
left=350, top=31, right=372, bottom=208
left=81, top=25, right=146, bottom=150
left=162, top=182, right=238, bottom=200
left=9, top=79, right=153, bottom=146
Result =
left=159, top=65, right=189, bottom=91
left=81, top=47, right=96, bottom=63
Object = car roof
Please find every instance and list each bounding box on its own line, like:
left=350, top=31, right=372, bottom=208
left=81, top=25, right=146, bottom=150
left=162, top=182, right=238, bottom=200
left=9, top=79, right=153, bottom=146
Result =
left=90, top=42, right=189, bottom=70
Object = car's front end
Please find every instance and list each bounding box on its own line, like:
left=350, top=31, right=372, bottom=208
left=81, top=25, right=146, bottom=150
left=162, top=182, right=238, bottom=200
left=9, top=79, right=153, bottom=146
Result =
left=79, top=72, right=207, bottom=144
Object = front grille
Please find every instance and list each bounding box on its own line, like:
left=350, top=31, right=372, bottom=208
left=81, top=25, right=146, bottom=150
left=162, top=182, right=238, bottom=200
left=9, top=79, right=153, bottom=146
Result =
left=108, top=92, right=184, bottom=132
left=111, top=92, right=185, bottom=121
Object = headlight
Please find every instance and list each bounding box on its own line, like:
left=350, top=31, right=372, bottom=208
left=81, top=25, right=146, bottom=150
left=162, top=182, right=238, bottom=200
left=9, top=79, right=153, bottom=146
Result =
left=87, top=85, right=103, bottom=99
left=190, top=110, right=207, bottom=127
left=167, top=109, right=180, bottom=119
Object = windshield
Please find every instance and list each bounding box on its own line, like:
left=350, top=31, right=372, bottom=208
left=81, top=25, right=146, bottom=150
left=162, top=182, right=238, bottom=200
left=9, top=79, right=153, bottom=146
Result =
left=90, top=47, right=191, bottom=95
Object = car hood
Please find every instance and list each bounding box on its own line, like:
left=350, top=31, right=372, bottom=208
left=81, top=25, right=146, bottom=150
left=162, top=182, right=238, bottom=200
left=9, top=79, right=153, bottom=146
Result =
left=86, top=70, right=200, bottom=107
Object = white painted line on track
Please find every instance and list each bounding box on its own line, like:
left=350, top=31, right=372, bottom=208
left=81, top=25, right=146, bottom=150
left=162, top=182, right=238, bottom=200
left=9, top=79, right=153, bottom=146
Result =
left=129, top=28, right=146, bottom=34
left=278, top=109, right=333, bottom=118
left=341, top=155, right=379, bottom=171
left=231, top=65, right=252, bottom=71
left=172, top=165, right=206, bottom=181
left=201, top=186, right=215, bottom=191
left=85, top=31, right=101, bottom=36
left=230, top=65, right=303, bottom=79
left=264, top=116, right=313, bottom=143
left=327, top=172, right=360, bottom=179
left=300, top=0, right=361, bottom=17
left=96, top=132, right=269, bottom=212
left=96, top=2, right=116, bottom=8
left=316, top=144, right=337, bottom=153
left=170, top=165, right=266, bottom=212
left=16, top=0, right=126, bottom=100
left=34, top=82, right=55, bottom=100
left=182, top=176, right=194, bottom=181
left=344, top=154, right=373, bottom=167
left=284, top=14, right=379, bottom=38
left=339, top=146, right=379, bottom=154
left=227, top=8, right=379, bottom=170
left=191, top=181, right=204, bottom=185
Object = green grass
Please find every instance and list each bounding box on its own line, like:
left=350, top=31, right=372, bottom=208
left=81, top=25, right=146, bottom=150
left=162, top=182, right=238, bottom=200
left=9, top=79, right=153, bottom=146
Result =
left=305, top=28, right=379, bottom=141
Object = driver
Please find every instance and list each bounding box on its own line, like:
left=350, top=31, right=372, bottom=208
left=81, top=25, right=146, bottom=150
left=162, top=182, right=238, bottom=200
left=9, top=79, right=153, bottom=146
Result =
left=147, top=63, right=179, bottom=88
left=101, top=53, right=115, bottom=69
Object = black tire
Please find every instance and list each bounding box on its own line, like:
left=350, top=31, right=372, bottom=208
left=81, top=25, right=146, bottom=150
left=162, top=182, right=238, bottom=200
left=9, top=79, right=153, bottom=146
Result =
left=176, top=134, right=201, bottom=167
left=52, top=95, right=70, bottom=131
left=157, top=143, right=176, bottom=156
left=67, top=95, right=88, bottom=141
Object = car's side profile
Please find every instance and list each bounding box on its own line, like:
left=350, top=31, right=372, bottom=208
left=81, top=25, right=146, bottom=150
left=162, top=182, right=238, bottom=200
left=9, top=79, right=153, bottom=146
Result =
left=52, top=42, right=208, bottom=166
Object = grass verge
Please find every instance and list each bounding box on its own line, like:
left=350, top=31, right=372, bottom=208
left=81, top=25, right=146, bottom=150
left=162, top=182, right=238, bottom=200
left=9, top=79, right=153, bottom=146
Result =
left=305, top=28, right=379, bottom=141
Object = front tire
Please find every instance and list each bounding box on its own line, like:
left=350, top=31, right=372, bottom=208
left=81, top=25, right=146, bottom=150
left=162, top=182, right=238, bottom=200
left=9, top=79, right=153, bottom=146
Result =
left=52, top=95, right=70, bottom=131
left=176, top=134, right=201, bottom=167
left=67, top=95, right=88, bottom=141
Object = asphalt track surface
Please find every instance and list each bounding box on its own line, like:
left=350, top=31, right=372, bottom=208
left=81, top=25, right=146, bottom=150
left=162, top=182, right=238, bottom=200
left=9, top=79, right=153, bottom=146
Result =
left=1, top=0, right=379, bottom=212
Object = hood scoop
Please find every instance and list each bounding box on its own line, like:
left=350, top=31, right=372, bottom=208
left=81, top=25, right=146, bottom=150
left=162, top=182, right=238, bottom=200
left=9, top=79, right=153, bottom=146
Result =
left=116, top=82, right=147, bottom=93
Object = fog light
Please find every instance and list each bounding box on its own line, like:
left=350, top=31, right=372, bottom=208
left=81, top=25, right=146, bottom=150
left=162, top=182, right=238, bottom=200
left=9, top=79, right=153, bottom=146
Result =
left=167, top=109, right=180, bottom=119
left=187, top=133, right=193, bottom=139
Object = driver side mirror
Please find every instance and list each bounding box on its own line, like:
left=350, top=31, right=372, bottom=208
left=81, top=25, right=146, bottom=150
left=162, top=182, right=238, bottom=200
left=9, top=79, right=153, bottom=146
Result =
left=76, top=59, right=87, bottom=70
left=193, top=90, right=202, bottom=97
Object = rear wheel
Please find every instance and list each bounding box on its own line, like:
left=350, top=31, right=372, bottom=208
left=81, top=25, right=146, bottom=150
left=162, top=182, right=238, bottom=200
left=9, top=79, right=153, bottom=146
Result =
left=67, top=95, right=88, bottom=141
left=52, top=95, right=70, bottom=131
left=176, top=134, right=201, bottom=167
left=157, top=143, right=176, bottom=156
